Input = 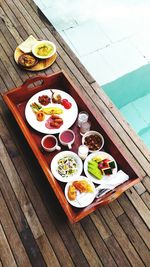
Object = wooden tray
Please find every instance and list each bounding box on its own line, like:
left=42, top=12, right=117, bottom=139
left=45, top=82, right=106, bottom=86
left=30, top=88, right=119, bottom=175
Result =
left=14, top=47, right=57, bottom=71
left=2, top=70, right=142, bottom=223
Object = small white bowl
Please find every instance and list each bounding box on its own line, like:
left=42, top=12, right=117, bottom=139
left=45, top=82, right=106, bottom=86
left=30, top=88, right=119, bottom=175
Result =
left=82, top=130, right=104, bottom=152
left=32, top=40, right=56, bottom=59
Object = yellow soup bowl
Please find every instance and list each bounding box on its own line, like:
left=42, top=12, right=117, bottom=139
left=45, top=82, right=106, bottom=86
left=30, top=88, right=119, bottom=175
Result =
left=32, top=40, right=56, bottom=59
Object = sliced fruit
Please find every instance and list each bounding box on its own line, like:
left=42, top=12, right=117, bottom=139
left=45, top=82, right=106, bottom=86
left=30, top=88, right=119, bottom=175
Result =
left=61, top=99, right=72, bottom=109
left=36, top=110, right=45, bottom=121
left=73, top=180, right=93, bottom=193
left=88, top=167, right=102, bottom=180
left=52, top=91, right=62, bottom=104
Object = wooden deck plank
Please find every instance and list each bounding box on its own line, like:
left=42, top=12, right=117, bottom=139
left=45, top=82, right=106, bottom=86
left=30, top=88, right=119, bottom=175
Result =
left=99, top=206, right=145, bottom=267
left=0, top=115, right=75, bottom=267
left=0, top=59, right=15, bottom=91
left=0, top=30, right=29, bottom=82
left=0, top=190, right=32, bottom=267
left=118, top=194, right=150, bottom=249
left=81, top=217, right=118, bottom=267
left=90, top=211, right=132, bottom=267
left=109, top=200, right=124, bottom=218
left=35, top=234, right=61, bottom=267
left=141, top=192, right=150, bottom=209
left=90, top=210, right=112, bottom=240
left=125, top=187, right=150, bottom=229
left=68, top=222, right=103, bottom=267
left=0, top=5, right=23, bottom=46
left=133, top=182, right=146, bottom=195
left=0, top=0, right=150, bottom=266
left=105, top=235, right=131, bottom=267
left=0, top=140, right=44, bottom=238
left=143, top=176, right=150, bottom=193
left=0, top=45, right=22, bottom=86
left=1, top=0, right=27, bottom=40
left=0, top=139, right=61, bottom=267
left=0, top=224, right=17, bottom=267
left=2, top=0, right=34, bottom=39
left=118, top=213, right=150, bottom=266
left=0, top=158, right=29, bottom=232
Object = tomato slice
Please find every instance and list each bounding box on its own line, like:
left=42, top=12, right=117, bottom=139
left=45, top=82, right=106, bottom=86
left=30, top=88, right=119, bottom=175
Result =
left=61, top=99, right=72, bottom=109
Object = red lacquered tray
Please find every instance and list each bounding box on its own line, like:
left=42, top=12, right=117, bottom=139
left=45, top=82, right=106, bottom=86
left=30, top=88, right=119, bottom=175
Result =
left=2, top=70, right=142, bottom=223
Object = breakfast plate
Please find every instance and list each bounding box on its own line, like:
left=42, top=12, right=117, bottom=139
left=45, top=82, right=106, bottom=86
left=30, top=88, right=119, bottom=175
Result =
left=84, top=151, right=117, bottom=184
left=65, top=176, right=96, bottom=208
left=51, top=151, right=83, bottom=182
left=25, top=89, right=78, bottom=134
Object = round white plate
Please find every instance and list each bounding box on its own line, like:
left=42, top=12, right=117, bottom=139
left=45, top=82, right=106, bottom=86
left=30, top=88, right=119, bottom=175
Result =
left=65, top=176, right=96, bottom=208
left=25, top=89, right=78, bottom=134
left=84, top=151, right=117, bottom=184
left=50, top=151, right=83, bottom=182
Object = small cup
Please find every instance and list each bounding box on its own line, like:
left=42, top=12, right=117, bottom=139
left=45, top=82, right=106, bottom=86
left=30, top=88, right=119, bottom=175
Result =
left=59, top=129, right=75, bottom=149
left=41, top=135, right=61, bottom=152
left=78, top=145, right=89, bottom=160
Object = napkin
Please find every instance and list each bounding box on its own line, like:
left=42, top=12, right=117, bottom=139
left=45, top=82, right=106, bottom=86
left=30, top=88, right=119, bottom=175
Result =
left=96, top=170, right=129, bottom=192
left=18, top=35, right=38, bottom=53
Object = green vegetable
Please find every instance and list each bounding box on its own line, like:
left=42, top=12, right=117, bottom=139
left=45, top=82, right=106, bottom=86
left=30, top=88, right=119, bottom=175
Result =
left=30, top=102, right=42, bottom=113
left=88, top=160, right=102, bottom=180
left=88, top=167, right=102, bottom=179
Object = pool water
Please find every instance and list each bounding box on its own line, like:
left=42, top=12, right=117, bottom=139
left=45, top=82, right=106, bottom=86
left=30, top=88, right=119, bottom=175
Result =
left=102, top=64, right=150, bottom=149
left=34, top=0, right=150, bottom=149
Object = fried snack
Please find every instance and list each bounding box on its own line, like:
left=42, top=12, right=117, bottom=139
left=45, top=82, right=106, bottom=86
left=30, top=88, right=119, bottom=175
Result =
left=50, top=121, right=61, bottom=128
left=18, top=53, right=38, bottom=68
left=50, top=114, right=60, bottom=119
left=50, top=115, right=63, bottom=128
left=68, top=185, right=77, bottom=200
left=38, top=95, right=50, bottom=106
left=36, top=110, right=45, bottom=121
left=73, top=180, right=93, bottom=193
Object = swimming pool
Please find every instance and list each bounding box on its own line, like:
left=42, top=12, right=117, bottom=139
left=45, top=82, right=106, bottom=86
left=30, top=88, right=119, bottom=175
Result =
left=102, top=64, right=150, bottom=149
left=34, top=0, right=150, bottom=149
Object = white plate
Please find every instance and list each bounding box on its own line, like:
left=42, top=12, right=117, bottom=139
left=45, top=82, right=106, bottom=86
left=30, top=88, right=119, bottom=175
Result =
left=50, top=151, right=83, bottom=182
left=65, top=176, right=96, bottom=208
left=84, top=151, right=117, bottom=184
left=25, top=89, right=78, bottom=134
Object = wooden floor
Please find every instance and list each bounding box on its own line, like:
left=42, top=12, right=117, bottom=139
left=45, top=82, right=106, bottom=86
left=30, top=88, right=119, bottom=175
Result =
left=0, top=0, right=150, bottom=266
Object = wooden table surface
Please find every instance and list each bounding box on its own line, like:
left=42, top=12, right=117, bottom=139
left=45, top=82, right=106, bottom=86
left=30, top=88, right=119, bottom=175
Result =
left=0, top=0, right=150, bottom=266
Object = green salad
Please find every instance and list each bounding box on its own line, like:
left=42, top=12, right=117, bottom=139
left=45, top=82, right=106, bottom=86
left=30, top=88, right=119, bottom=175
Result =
left=57, top=156, right=77, bottom=177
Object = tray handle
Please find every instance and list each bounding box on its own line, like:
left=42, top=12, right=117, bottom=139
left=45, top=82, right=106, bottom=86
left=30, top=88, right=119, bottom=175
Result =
left=91, top=177, right=140, bottom=208
left=20, top=75, right=50, bottom=91
left=94, top=189, right=123, bottom=206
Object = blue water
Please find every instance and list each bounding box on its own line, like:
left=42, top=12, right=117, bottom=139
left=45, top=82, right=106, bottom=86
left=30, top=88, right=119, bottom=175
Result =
left=102, top=64, right=150, bottom=149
